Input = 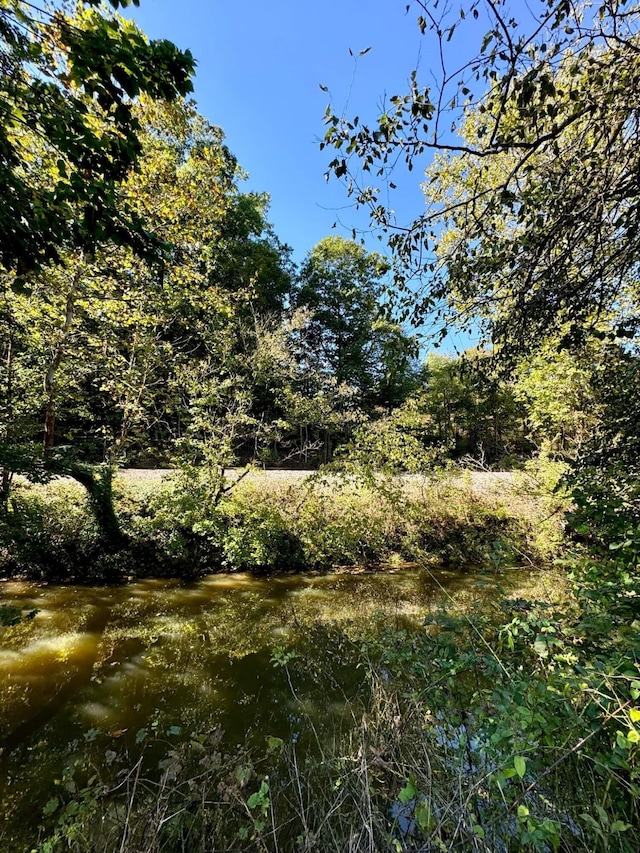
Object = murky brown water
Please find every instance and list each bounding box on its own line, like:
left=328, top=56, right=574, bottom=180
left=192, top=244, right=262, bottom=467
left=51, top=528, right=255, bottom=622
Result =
left=0, top=565, right=562, bottom=849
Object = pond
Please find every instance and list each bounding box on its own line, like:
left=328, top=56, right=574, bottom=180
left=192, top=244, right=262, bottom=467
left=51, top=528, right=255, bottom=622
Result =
left=0, top=564, right=559, bottom=849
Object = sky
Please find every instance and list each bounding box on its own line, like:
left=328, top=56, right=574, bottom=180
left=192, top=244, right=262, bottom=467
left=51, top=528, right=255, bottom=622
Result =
left=126, top=0, right=487, bottom=350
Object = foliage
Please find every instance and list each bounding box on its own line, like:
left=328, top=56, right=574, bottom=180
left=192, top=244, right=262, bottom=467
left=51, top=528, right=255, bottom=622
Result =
left=294, top=236, right=418, bottom=411
left=349, top=553, right=639, bottom=852
left=555, top=344, right=640, bottom=551
left=336, top=406, right=449, bottom=475
left=323, top=0, right=640, bottom=356
left=421, top=351, right=529, bottom=463
left=0, top=0, right=194, bottom=274
left=27, top=553, right=640, bottom=853
left=335, top=349, right=535, bottom=471
left=218, top=490, right=305, bottom=572
left=0, top=92, right=300, bottom=543
left=0, top=468, right=561, bottom=579
left=514, top=341, right=600, bottom=460
left=0, top=480, right=102, bottom=579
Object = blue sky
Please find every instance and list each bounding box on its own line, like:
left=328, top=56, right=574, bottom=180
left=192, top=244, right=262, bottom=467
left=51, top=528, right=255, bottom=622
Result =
left=127, top=0, right=486, bottom=350
left=127, top=0, right=442, bottom=259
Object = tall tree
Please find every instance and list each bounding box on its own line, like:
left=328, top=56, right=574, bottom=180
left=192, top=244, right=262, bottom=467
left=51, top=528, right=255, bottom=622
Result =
left=1, top=96, right=298, bottom=483
left=294, top=236, right=415, bottom=404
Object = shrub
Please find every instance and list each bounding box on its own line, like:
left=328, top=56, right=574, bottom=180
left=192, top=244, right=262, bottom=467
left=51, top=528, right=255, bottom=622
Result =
left=0, top=481, right=101, bottom=580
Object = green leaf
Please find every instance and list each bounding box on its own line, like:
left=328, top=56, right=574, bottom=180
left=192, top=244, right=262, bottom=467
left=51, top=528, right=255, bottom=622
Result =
left=415, top=799, right=435, bottom=832
left=533, top=636, right=550, bottom=657
left=247, top=780, right=269, bottom=810
left=514, top=755, right=526, bottom=778
left=611, top=820, right=632, bottom=833
left=616, top=731, right=630, bottom=750
left=43, top=797, right=59, bottom=816
left=235, top=764, right=253, bottom=786
left=398, top=778, right=417, bottom=803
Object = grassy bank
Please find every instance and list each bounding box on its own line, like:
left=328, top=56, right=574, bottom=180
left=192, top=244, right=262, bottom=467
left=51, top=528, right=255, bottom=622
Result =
left=0, top=467, right=566, bottom=581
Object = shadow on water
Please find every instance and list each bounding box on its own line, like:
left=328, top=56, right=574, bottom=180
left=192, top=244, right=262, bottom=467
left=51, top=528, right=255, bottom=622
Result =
left=0, top=604, right=112, bottom=755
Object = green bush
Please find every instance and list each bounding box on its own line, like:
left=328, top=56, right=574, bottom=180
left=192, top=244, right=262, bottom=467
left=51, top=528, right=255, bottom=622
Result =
left=217, top=493, right=305, bottom=572
left=293, top=485, right=405, bottom=567
left=0, top=482, right=101, bottom=579
left=0, top=467, right=565, bottom=579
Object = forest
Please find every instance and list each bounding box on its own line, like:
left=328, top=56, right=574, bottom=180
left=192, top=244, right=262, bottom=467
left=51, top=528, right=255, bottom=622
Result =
left=0, top=0, right=639, bottom=851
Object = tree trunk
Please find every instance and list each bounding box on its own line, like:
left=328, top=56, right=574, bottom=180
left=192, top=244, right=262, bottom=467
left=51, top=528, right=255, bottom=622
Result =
left=67, top=463, right=127, bottom=551
left=1, top=327, right=15, bottom=513
left=41, top=277, right=126, bottom=551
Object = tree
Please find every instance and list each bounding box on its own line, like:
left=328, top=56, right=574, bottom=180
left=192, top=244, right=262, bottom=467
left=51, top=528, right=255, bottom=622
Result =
left=294, top=236, right=416, bottom=405
left=323, top=0, right=640, bottom=356
left=0, top=0, right=196, bottom=537
left=0, top=94, right=299, bottom=505
left=212, top=193, right=294, bottom=317
left=513, top=341, right=600, bottom=460
left=289, top=237, right=418, bottom=463
left=0, top=87, right=242, bottom=543
left=0, top=0, right=194, bottom=276
left=295, top=237, right=387, bottom=393
left=410, top=352, right=526, bottom=463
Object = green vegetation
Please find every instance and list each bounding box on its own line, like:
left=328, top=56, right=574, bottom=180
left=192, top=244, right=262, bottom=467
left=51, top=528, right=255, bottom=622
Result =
left=0, top=0, right=194, bottom=273
left=0, top=467, right=561, bottom=579
left=14, top=556, right=639, bottom=853
left=1, top=0, right=640, bottom=848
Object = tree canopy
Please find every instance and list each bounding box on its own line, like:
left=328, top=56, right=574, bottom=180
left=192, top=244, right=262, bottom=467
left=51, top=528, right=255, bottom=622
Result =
left=323, top=0, right=640, bottom=356
left=0, top=0, right=195, bottom=276
left=294, top=236, right=418, bottom=410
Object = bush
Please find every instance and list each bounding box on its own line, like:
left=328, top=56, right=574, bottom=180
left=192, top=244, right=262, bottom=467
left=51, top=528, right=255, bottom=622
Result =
left=0, top=466, right=565, bottom=579
left=0, top=481, right=101, bottom=580
left=217, top=492, right=305, bottom=572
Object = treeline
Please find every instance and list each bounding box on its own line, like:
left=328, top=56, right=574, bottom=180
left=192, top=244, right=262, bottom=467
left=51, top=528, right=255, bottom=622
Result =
left=0, top=81, right=415, bottom=486
left=1, top=0, right=640, bottom=532
left=3, top=104, right=640, bottom=484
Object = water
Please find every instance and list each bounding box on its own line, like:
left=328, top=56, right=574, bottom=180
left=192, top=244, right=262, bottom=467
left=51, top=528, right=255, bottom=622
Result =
left=0, top=565, right=558, bottom=848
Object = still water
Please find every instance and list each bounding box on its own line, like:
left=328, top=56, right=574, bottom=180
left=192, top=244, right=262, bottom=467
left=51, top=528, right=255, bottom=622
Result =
left=0, top=565, right=558, bottom=847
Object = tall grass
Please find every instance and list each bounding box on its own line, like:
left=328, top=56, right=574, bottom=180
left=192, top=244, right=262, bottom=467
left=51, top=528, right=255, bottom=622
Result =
left=0, top=467, right=565, bottom=580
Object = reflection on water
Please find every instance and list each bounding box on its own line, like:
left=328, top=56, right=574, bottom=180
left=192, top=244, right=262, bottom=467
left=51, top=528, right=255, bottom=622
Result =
left=0, top=565, right=563, bottom=847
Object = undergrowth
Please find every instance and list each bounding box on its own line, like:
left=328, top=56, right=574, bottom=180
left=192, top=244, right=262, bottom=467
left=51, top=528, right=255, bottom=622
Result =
left=0, top=466, right=564, bottom=580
